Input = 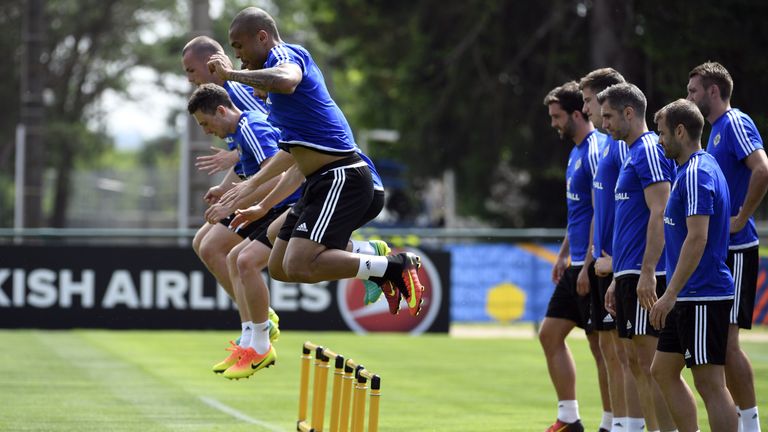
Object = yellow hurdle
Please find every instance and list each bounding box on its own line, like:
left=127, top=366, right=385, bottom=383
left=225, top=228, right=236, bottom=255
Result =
left=297, top=341, right=381, bottom=432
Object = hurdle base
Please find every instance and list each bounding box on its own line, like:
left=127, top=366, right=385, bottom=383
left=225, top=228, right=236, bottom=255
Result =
left=297, top=420, right=314, bottom=432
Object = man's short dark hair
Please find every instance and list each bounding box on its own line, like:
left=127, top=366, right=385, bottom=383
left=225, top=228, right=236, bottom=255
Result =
left=654, top=99, right=705, bottom=142
left=187, top=83, right=234, bottom=115
left=543, top=81, right=585, bottom=117
left=689, top=61, right=733, bottom=102
left=596, top=83, right=647, bottom=118
left=579, top=68, right=626, bottom=94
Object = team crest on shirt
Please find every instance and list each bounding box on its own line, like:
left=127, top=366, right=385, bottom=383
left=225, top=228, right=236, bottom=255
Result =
left=575, top=159, right=582, bottom=170
left=603, top=146, right=609, bottom=157
left=714, top=133, right=721, bottom=146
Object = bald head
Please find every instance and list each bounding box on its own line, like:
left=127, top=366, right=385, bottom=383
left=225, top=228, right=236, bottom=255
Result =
left=230, top=7, right=280, bottom=39
left=181, top=36, right=228, bottom=86
left=182, top=36, right=224, bottom=59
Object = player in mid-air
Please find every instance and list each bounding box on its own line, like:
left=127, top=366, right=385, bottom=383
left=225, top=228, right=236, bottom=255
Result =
left=686, top=62, right=766, bottom=432
left=650, top=98, right=737, bottom=431
left=541, top=80, right=608, bottom=432
left=181, top=37, right=281, bottom=365
left=187, top=83, right=298, bottom=377
left=598, top=83, right=676, bottom=432
left=204, top=7, right=425, bottom=341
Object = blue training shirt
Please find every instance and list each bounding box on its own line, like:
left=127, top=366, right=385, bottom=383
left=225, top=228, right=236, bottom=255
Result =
left=592, top=136, right=628, bottom=259
left=664, top=151, right=733, bottom=300
left=264, top=44, right=356, bottom=154
left=262, top=43, right=383, bottom=191
left=613, top=132, right=675, bottom=276
left=706, top=108, right=764, bottom=250
left=227, top=111, right=301, bottom=208
left=225, top=80, right=268, bottom=114
left=223, top=81, right=269, bottom=176
left=566, top=130, right=604, bottom=265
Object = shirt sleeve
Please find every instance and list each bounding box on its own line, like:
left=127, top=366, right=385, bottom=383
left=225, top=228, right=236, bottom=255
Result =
left=636, top=142, right=672, bottom=188
left=266, top=45, right=306, bottom=75
left=242, top=122, right=277, bottom=165
left=587, top=135, right=600, bottom=179
left=683, top=161, right=715, bottom=217
left=726, top=112, right=764, bottom=161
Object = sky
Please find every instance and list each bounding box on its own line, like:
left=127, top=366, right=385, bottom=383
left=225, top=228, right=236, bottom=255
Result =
left=98, top=67, right=187, bottom=150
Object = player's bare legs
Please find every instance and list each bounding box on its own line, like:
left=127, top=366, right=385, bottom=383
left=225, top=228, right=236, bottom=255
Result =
left=627, top=335, right=676, bottom=431
left=236, top=239, right=272, bottom=325
left=539, top=317, right=578, bottom=401
left=599, top=330, right=627, bottom=425
left=725, top=324, right=758, bottom=425
left=225, top=239, right=252, bottom=324
left=192, top=222, right=213, bottom=257
left=588, top=332, right=612, bottom=421
left=198, top=223, right=242, bottom=300
left=652, top=351, right=699, bottom=432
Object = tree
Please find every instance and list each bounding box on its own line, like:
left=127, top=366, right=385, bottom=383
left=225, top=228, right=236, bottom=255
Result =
left=3, top=0, right=184, bottom=227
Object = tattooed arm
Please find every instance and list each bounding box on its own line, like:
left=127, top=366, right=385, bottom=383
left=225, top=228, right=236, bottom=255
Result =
left=207, top=53, right=302, bottom=94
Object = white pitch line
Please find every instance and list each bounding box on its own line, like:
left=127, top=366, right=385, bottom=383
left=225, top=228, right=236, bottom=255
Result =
left=199, top=396, right=287, bottom=432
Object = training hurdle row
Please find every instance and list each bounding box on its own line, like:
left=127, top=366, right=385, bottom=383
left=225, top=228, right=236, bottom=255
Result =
left=297, top=341, right=381, bottom=432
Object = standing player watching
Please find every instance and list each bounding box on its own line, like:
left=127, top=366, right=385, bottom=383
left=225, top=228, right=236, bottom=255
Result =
left=650, top=98, right=737, bottom=432
left=687, top=61, right=766, bottom=432
left=580, top=68, right=645, bottom=432
left=541, top=81, right=607, bottom=432
left=206, top=7, right=425, bottom=316
left=597, top=83, right=676, bottom=432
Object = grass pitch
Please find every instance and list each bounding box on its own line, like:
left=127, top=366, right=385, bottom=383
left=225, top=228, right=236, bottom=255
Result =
left=0, top=327, right=766, bottom=431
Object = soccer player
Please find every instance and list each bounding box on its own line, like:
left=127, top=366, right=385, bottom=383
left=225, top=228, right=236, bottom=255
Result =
left=181, top=36, right=282, bottom=362
left=580, top=68, right=645, bottom=432
left=206, top=7, right=424, bottom=317
left=541, top=81, right=607, bottom=432
left=687, top=62, right=766, bottom=432
left=597, top=83, right=676, bottom=432
left=182, top=36, right=268, bottom=177
left=187, top=83, right=299, bottom=376
left=650, top=98, right=737, bottom=432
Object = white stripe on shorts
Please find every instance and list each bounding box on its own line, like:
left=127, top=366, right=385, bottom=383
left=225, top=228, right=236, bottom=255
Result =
left=635, top=300, right=647, bottom=335
left=695, top=304, right=708, bottom=365
left=730, top=252, right=743, bottom=324
left=310, top=168, right=345, bottom=243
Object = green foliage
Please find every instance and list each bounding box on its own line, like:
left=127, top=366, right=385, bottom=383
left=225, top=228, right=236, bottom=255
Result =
left=286, top=0, right=768, bottom=227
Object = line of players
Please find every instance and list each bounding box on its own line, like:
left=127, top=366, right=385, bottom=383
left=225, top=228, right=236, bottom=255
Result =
left=180, top=7, right=426, bottom=380
left=542, top=64, right=765, bottom=432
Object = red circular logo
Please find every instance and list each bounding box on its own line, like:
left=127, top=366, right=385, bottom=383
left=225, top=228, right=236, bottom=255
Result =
left=336, top=247, right=442, bottom=334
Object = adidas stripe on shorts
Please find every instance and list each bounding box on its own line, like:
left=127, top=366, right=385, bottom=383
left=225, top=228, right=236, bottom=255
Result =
left=657, top=299, right=732, bottom=367
left=615, top=274, right=667, bottom=339
left=278, top=153, right=383, bottom=250
left=727, top=246, right=758, bottom=329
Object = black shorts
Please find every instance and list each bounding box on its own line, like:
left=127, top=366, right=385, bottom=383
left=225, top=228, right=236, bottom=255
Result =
left=244, top=205, right=291, bottom=247
left=277, top=154, right=384, bottom=250
left=615, top=274, right=667, bottom=339
left=727, top=246, right=758, bottom=329
left=657, top=300, right=732, bottom=367
left=220, top=213, right=260, bottom=239
left=545, top=265, right=592, bottom=330
left=593, top=271, right=617, bottom=331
